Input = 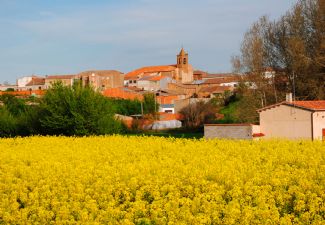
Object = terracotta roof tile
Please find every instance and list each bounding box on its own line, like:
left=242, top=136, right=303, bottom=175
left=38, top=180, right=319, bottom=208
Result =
left=148, top=76, right=168, bottom=81
left=102, top=88, right=143, bottom=100
left=288, top=101, right=325, bottom=110
left=26, top=77, right=45, bottom=86
left=125, top=65, right=177, bottom=79
left=257, top=100, right=325, bottom=112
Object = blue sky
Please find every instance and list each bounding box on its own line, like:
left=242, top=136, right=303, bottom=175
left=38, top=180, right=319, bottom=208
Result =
left=0, top=0, right=297, bottom=83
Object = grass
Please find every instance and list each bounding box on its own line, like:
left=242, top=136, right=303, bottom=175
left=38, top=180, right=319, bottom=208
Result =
left=217, top=101, right=239, bottom=124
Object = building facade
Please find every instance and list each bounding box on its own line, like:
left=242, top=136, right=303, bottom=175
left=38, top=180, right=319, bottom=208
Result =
left=124, top=48, right=194, bottom=86
left=258, top=101, right=325, bottom=140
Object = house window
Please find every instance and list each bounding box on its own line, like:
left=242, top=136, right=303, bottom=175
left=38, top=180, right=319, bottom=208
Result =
left=183, top=58, right=186, bottom=64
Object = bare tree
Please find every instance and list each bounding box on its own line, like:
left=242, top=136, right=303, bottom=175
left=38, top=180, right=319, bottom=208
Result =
left=180, top=101, right=217, bottom=128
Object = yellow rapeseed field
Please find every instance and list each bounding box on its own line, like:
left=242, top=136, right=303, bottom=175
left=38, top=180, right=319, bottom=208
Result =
left=0, top=136, right=324, bottom=224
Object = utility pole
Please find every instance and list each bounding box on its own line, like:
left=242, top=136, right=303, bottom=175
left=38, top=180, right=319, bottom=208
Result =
left=154, top=92, right=157, bottom=121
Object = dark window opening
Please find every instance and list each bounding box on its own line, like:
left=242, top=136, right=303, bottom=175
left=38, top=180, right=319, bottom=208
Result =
left=183, top=58, right=186, bottom=64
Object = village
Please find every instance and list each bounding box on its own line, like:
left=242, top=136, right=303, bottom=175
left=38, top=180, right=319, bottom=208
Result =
left=2, top=0, right=325, bottom=224
left=1, top=48, right=324, bottom=140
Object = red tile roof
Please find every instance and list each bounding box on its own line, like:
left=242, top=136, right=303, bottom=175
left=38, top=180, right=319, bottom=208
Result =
left=148, top=76, right=168, bottom=81
left=102, top=88, right=143, bottom=100
left=26, top=77, right=45, bottom=86
left=257, top=101, right=325, bottom=112
left=288, top=101, right=325, bottom=111
left=125, top=65, right=177, bottom=79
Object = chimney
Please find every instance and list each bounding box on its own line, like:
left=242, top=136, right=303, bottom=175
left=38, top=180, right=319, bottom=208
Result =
left=286, top=93, right=293, bottom=102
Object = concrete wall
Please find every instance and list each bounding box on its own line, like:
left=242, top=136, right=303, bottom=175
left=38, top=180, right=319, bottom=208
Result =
left=204, top=124, right=254, bottom=140
left=24, top=85, right=46, bottom=91
left=94, top=74, right=124, bottom=90
left=0, top=85, right=18, bottom=91
left=312, top=111, right=325, bottom=140
left=252, top=125, right=261, bottom=134
left=259, top=105, right=312, bottom=139
left=137, top=80, right=155, bottom=91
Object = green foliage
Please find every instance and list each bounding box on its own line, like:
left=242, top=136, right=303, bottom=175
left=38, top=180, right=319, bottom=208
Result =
left=0, top=94, right=27, bottom=116
left=0, top=107, right=17, bottom=137
left=143, top=93, right=158, bottom=115
left=218, top=101, right=240, bottom=124
left=5, top=88, right=15, bottom=92
left=107, top=98, right=142, bottom=116
left=39, top=82, right=125, bottom=136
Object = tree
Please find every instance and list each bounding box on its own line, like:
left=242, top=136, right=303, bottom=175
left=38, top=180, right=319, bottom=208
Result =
left=0, top=94, right=27, bottom=116
left=235, top=0, right=325, bottom=101
left=0, top=107, right=17, bottom=137
left=143, top=93, right=159, bottom=116
left=39, top=82, right=125, bottom=136
left=180, top=100, right=217, bottom=128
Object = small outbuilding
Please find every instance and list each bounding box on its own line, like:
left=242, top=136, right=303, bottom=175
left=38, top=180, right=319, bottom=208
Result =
left=258, top=100, right=325, bottom=140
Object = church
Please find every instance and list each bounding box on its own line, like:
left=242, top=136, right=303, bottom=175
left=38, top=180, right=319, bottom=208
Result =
left=124, top=48, right=194, bottom=88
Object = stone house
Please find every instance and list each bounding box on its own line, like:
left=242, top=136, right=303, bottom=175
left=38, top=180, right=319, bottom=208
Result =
left=77, top=70, right=124, bottom=91
left=45, top=75, right=76, bottom=88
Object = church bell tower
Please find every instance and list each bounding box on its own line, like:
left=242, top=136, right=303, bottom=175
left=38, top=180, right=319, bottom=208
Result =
left=177, top=48, right=189, bottom=73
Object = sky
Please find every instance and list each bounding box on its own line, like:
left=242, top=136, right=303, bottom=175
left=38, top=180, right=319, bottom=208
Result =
left=0, top=0, right=297, bottom=83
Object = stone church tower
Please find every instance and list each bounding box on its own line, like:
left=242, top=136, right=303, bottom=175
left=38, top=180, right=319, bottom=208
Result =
left=176, top=48, right=193, bottom=83
left=177, top=48, right=189, bottom=73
